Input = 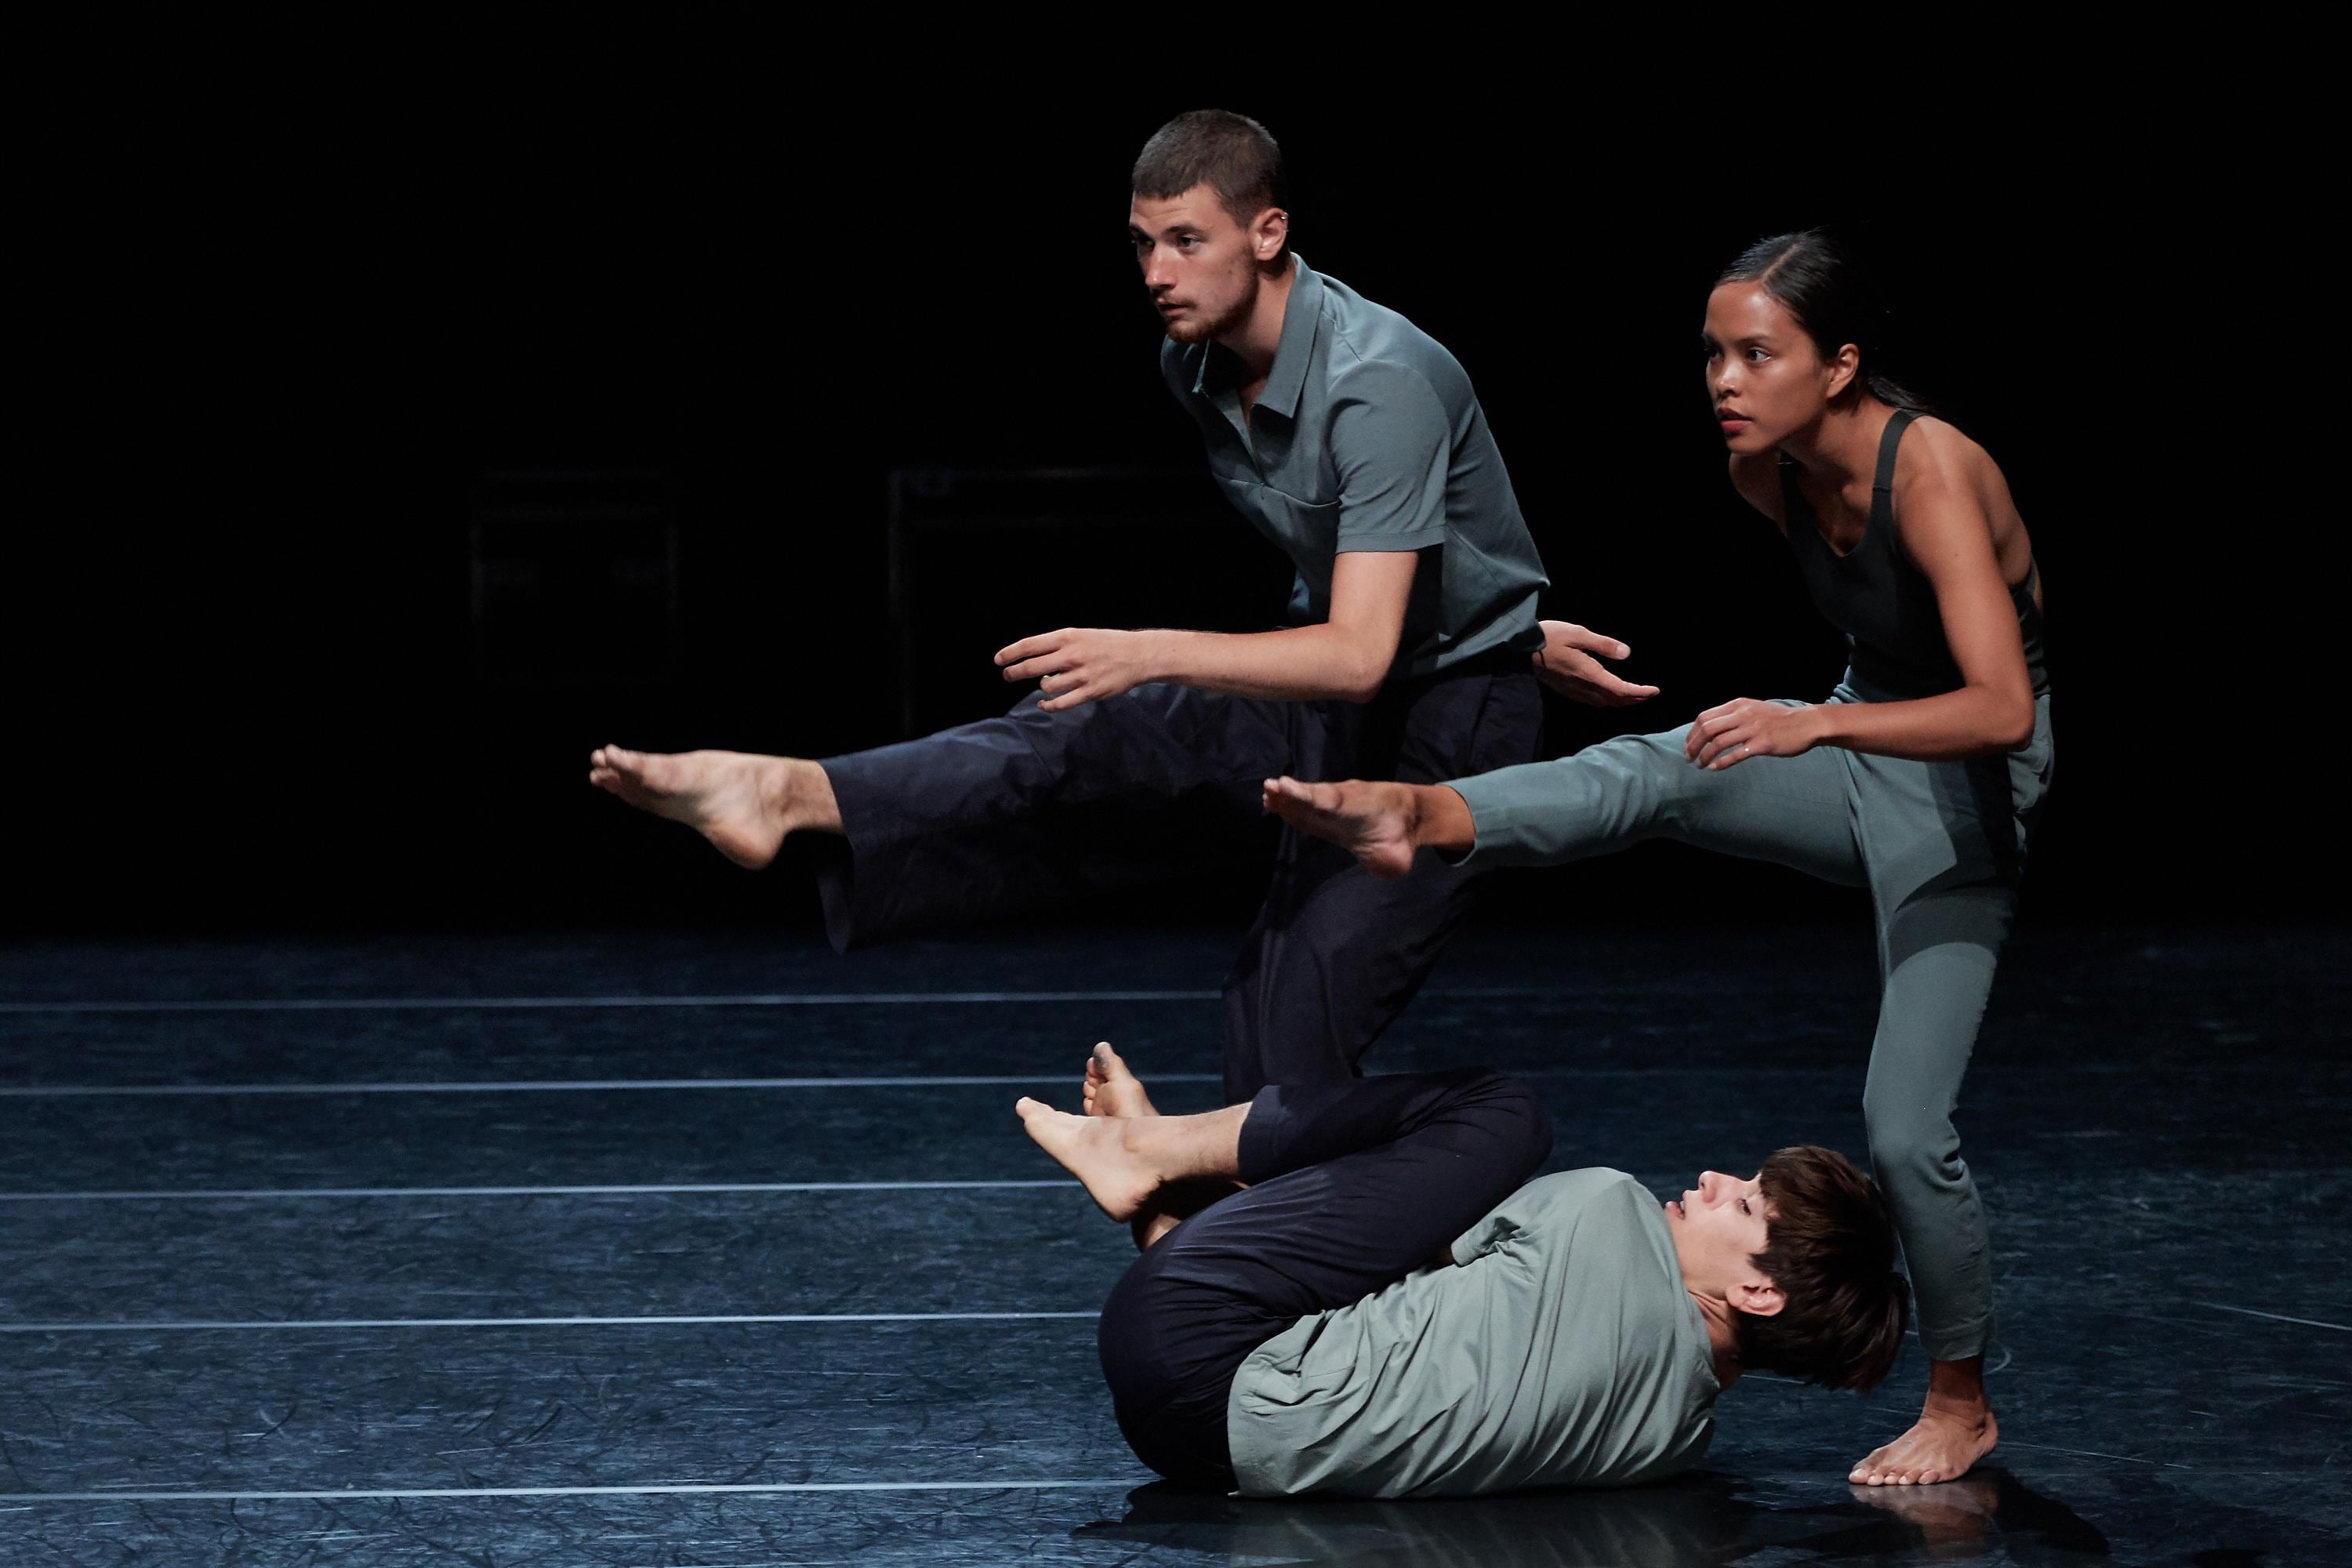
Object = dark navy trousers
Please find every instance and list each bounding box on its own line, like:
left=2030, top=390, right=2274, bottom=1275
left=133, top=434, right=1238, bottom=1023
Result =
left=1097, top=1068, right=1553, bottom=1490
left=815, top=655, right=1542, bottom=1098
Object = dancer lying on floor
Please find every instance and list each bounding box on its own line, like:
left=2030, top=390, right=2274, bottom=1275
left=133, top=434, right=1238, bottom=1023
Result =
left=1017, top=1045, right=1907, bottom=1497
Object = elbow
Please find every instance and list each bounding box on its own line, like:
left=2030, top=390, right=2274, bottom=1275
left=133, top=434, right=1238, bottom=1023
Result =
left=1336, top=641, right=1392, bottom=704
left=1989, top=697, right=2037, bottom=753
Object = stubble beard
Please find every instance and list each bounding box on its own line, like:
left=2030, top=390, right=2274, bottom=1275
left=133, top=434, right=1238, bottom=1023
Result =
left=1163, top=263, right=1259, bottom=347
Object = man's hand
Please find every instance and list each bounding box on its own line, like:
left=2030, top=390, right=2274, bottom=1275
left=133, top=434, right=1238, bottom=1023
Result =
left=1531, top=621, right=1660, bottom=706
left=1685, top=698, right=1824, bottom=769
left=996, top=628, right=1161, bottom=713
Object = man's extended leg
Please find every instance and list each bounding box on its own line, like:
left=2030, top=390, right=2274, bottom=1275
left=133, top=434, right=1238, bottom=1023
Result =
left=593, top=682, right=1290, bottom=950
left=587, top=747, right=839, bottom=869
left=1021, top=1067, right=1552, bottom=1489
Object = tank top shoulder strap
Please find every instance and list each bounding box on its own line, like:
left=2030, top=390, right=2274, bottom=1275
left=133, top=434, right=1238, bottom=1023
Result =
left=1868, top=408, right=1915, bottom=533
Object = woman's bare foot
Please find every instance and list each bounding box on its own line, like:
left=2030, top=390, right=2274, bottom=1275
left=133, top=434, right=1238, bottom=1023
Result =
left=1260, top=777, right=1425, bottom=880
left=586, top=746, right=840, bottom=868
left=1083, top=1042, right=1158, bottom=1120
left=1846, top=1472, right=1999, bottom=1537
left=1015, top=1098, right=1158, bottom=1221
left=1851, top=1403, right=2000, bottom=1486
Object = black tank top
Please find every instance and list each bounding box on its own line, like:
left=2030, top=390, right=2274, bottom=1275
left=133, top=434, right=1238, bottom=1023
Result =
left=1780, top=409, right=2049, bottom=701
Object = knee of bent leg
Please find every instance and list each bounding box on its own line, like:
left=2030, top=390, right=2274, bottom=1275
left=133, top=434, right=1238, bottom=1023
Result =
left=1458, top=1068, right=1554, bottom=1178
left=1862, top=1080, right=1960, bottom=1181
left=1096, top=1244, right=1202, bottom=1414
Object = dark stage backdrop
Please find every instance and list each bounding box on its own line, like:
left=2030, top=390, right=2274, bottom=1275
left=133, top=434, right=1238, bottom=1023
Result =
left=8, top=74, right=2307, bottom=938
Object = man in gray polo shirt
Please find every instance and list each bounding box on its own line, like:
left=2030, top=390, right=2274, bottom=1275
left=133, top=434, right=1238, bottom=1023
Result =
left=589, top=109, right=1650, bottom=1098
left=1018, top=1044, right=1910, bottom=1497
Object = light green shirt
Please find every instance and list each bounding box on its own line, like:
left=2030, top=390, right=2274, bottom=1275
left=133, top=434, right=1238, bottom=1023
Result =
left=1161, top=254, right=1550, bottom=681
left=1225, top=1168, right=1719, bottom=1497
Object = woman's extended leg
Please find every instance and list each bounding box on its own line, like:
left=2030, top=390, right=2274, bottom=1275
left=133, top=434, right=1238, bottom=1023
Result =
left=1265, top=717, right=1871, bottom=888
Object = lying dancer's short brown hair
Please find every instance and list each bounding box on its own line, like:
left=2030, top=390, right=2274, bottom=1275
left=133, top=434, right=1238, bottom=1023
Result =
left=1741, top=1145, right=1910, bottom=1390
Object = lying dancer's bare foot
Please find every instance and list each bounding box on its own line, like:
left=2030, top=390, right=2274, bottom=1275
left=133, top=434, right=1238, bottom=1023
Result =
left=1135, top=1210, right=1183, bottom=1248
left=1083, top=1042, right=1158, bottom=1120
left=1015, top=1098, right=1159, bottom=1221
left=1018, top=1094, right=1247, bottom=1225
left=586, top=746, right=840, bottom=869
left=1852, top=1360, right=1999, bottom=1485
left=1261, top=776, right=1436, bottom=880
left=1073, top=1044, right=1229, bottom=1250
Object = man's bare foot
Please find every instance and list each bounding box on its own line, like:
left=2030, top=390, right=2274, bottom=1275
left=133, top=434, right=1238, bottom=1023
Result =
left=1261, top=777, right=1421, bottom=880
left=1016, top=1098, right=1159, bottom=1221
left=586, top=746, right=839, bottom=869
left=1851, top=1405, right=1999, bottom=1486
left=1082, top=1042, right=1158, bottom=1120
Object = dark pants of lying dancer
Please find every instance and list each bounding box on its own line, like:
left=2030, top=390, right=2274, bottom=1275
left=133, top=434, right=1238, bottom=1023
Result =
left=814, top=655, right=1541, bottom=1099
left=1097, top=1067, right=1552, bottom=1490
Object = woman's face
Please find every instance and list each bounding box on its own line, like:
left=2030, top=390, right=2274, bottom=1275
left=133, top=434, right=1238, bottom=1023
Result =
left=1702, top=281, right=1851, bottom=453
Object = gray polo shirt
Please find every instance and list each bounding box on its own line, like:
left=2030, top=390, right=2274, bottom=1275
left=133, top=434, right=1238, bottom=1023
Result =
left=1161, top=254, right=1548, bottom=681
left=1225, top=1168, right=1720, bottom=1498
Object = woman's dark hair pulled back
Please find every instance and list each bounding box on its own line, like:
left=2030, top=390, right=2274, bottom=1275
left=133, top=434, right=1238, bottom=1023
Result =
left=1717, top=230, right=1933, bottom=416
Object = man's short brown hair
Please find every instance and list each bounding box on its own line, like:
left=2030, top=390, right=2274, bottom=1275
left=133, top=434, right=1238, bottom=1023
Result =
left=1740, top=1145, right=1910, bottom=1390
left=1132, top=109, right=1286, bottom=239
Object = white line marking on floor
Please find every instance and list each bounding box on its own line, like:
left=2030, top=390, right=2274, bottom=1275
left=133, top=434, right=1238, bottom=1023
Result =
left=2195, top=1301, right=2352, bottom=1333
left=0, top=1312, right=1099, bottom=1334
left=0, top=1480, right=1145, bottom=1501
left=0, top=985, right=1582, bottom=1016
left=0, top=1180, right=1078, bottom=1203
left=0, top=1064, right=1817, bottom=1099
left=0, top=990, right=1223, bottom=1014
left=0, top=1074, right=1223, bottom=1099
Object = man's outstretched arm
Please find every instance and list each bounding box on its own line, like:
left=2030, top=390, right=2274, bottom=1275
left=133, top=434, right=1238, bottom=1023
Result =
left=996, top=547, right=1419, bottom=710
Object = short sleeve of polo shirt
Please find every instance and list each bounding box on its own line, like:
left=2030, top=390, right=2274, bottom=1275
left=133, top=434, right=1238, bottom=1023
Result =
left=1447, top=1171, right=1571, bottom=1265
left=1327, top=361, right=1452, bottom=553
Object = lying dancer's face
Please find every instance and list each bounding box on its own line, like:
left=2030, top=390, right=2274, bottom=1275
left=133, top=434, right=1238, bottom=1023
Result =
left=1128, top=185, right=1279, bottom=347
left=1700, top=281, right=1855, bottom=454
left=1666, top=1168, right=1782, bottom=1311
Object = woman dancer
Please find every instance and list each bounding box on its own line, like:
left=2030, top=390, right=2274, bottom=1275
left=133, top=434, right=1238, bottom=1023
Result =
left=1264, top=230, right=2051, bottom=1487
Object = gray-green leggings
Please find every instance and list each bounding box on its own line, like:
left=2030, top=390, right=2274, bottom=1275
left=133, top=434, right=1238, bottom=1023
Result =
left=1450, top=684, right=2054, bottom=1361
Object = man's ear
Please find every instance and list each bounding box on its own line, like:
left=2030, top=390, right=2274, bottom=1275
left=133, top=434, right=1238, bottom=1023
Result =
left=1251, top=207, right=1290, bottom=264
left=1731, top=1276, right=1786, bottom=1319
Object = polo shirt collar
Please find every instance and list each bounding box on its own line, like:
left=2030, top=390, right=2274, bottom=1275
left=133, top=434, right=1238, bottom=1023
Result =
left=1187, top=252, right=1323, bottom=415
left=1256, top=252, right=1319, bottom=421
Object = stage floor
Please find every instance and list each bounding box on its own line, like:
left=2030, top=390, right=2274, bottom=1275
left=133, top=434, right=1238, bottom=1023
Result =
left=1, top=923, right=2343, bottom=1565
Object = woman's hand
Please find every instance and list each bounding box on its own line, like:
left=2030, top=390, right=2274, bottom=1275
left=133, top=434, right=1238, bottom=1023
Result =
left=1685, top=698, right=1824, bottom=769
left=1531, top=621, right=1659, bottom=706
left=996, top=628, right=1162, bottom=713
